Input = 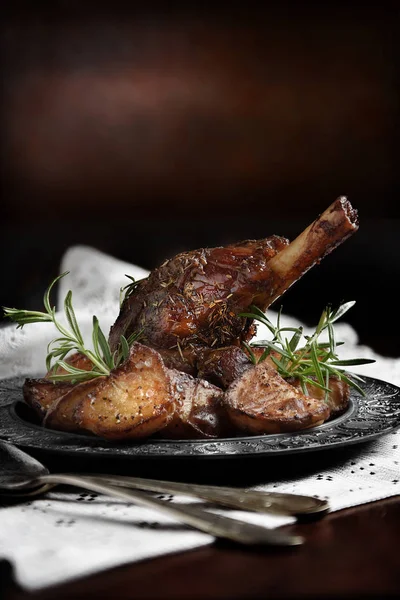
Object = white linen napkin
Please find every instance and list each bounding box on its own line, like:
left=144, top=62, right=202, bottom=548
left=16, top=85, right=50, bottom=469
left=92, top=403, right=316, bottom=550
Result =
left=0, top=245, right=399, bottom=591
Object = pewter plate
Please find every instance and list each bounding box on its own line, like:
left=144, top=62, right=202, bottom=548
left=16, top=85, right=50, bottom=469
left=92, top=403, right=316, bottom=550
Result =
left=0, top=375, right=399, bottom=460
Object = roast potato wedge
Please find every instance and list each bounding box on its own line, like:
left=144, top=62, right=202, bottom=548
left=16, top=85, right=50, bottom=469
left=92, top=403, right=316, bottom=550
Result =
left=249, top=348, right=350, bottom=417
left=45, top=352, right=93, bottom=377
left=25, top=345, right=230, bottom=440
left=223, top=360, right=331, bottom=434
left=44, top=343, right=175, bottom=440
left=288, top=376, right=350, bottom=418
left=23, top=379, right=76, bottom=418
left=24, top=352, right=99, bottom=419
left=161, top=370, right=230, bottom=439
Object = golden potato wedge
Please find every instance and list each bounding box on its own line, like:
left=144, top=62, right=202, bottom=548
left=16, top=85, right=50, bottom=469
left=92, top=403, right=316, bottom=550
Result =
left=251, top=348, right=350, bottom=418
left=23, top=378, right=75, bottom=418
left=161, top=370, right=230, bottom=439
left=287, top=376, right=350, bottom=418
left=45, top=352, right=93, bottom=377
left=44, top=343, right=175, bottom=440
left=43, top=378, right=105, bottom=433
left=24, top=352, right=97, bottom=419
left=223, top=361, right=330, bottom=434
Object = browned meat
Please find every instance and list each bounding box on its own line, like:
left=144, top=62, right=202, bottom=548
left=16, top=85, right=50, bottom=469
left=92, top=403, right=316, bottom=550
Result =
left=223, top=361, right=331, bottom=434
left=156, top=347, right=198, bottom=376
left=109, top=198, right=358, bottom=374
left=161, top=370, right=230, bottom=439
left=109, top=236, right=288, bottom=361
left=44, top=343, right=176, bottom=440
left=196, top=346, right=252, bottom=389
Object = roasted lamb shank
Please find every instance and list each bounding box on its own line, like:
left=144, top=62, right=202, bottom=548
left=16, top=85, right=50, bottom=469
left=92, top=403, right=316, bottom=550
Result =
left=21, top=198, right=358, bottom=440
left=109, top=197, right=358, bottom=374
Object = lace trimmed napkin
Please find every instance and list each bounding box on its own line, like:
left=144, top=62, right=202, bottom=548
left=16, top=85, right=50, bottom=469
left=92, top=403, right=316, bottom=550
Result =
left=0, top=245, right=399, bottom=591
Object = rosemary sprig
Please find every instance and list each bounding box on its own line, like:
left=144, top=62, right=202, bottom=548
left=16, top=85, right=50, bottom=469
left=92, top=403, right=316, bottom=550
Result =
left=3, top=272, right=141, bottom=383
left=119, top=275, right=146, bottom=307
left=240, top=302, right=375, bottom=399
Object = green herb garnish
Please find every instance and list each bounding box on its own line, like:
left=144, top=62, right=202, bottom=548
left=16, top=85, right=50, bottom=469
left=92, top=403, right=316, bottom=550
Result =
left=240, top=302, right=375, bottom=398
left=3, top=272, right=141, bottom=382
left=119, top=275, right=146, bottom=307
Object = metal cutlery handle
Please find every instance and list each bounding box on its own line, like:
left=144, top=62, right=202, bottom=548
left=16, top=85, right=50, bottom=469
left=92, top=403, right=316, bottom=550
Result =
left=39, top=474, right=302, bottom=546
left=82, top=474, right=329, bottom=516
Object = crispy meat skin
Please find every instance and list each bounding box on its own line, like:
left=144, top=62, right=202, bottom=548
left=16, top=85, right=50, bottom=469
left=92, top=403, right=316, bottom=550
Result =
left=109, top=197, right=358, bottom=374
left=109, top=236, right=288, bottom=357
left=224, top=361, right=331, bottom=434
left=197, top=346, right=252, bottom=389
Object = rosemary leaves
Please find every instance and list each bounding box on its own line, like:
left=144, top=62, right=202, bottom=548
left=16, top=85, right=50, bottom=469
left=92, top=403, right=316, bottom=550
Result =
left=3, top=273, right=141, bottom=382
left=240, top=302, right=375, bottom=398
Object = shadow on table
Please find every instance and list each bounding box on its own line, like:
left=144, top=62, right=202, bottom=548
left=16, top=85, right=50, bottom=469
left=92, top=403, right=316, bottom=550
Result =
left=25, top=441, right=375, bottom=488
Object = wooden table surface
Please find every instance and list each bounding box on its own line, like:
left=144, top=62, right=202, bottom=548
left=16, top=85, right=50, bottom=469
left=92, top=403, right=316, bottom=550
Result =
left=1, top=446, right=399, bottom=600
left=2, top=496, right=400, bottom=600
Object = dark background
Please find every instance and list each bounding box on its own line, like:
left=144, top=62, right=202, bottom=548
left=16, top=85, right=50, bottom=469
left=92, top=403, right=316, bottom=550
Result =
left=1, top=2, right=399, bottom=356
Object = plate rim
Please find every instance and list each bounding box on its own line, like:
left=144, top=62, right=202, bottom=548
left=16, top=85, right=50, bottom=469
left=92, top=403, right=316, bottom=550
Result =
left=0, top=374, right=399, bottom=460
